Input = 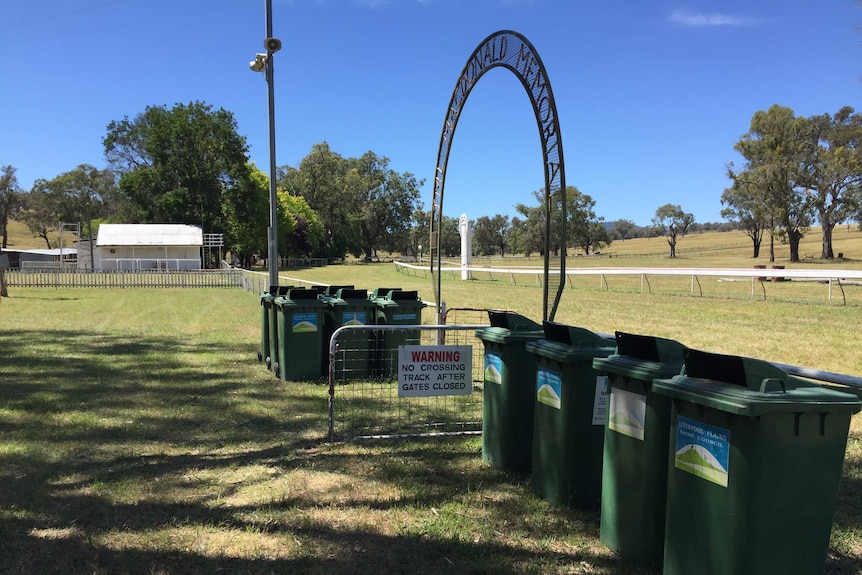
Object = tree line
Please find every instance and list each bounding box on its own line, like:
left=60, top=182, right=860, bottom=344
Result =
left=723, top=105, right=862, bottom=262
left=1, top=101, right=859, bottom=265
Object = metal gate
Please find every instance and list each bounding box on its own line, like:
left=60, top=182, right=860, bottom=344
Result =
left=327, top=324, right=488, bottom=441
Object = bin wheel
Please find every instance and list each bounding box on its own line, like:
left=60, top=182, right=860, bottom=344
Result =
left=265, top=357, right=272, bottom=370
left=273, top=362, right=280, bottom=378
left=257, top=351, right=263, bottom=362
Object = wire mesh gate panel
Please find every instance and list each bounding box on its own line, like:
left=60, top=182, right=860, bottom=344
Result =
left=328, top=324, right=488, bottom=441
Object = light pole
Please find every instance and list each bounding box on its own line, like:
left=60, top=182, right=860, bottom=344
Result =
left=249, top=1, right=282, bottom=289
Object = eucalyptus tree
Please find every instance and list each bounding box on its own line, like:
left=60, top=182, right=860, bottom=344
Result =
left=804, top=106, right=862, bottom=258
left=732, top=105, right=815, bottom=262
left=473, top=214, right=511, bottom=256
left=0, top=165, right=24, bottom=249
left=280, top=143, right=422, bottom=259
left=24, top=165, right=115, bottom=264
left=651, top=203, right=695, bottom=258
left=610, top=219, right=637, bottom=241
left=721, top=170, right=767, bottom=258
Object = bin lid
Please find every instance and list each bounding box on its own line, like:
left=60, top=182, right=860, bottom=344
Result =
left=327, top=288, right=374, bottom=306
left=542, top=321, right=615, bottom=348
left=488, top=310, right=542, bottom=331
left=653, top=348, right=861, bottom=415
left=525, top=322, right=615, bottom=362
left=475, top=327, right=544, bottom=344
left=475, top=311, right=544, bottom=343
left=275, top=288, right=327, bottom=307
left=526, top=338, right=616, bottom=363
left=374, top=290, right=426, bottom=308
left=322, top=284, right=354, bottom=297
left=592, top=331, right=687, bottom=380
left=653, top=375, right=862, bottom=416
left=370, top=287, right=402, bottom=299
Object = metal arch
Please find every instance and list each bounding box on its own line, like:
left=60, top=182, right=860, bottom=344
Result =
left=429, top=30, right=567, bottom=323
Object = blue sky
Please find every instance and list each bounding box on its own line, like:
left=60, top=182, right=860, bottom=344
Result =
left=2, top=0, right=860, bottom=226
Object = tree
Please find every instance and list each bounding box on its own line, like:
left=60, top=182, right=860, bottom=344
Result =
left=652, top=204, right=694, bottom=258
left=350, top=152, right=423, bottom=259
left=103, top=101, right=252, bottom=235
left=0, top=165, right=24, bottom=249
left=732, top=105, right=816, bottom=262
left=512, top=186, right=610, bottom=256
left=278, top=192, right=324, bottom=259
left=610, top=219, right=637, bottom=241
left=473, top=214, right=511, bottom=256
left=222, top=163, right=269, bottom=268
left=407, top=208, right=429, bottom=259
left=280, top=143, right=354, bottom=258
left=29, top=165, right=115, bottom=268
left=438, top=214, right=462, bottom=258
left=804, top=107, right=862, bottom=258
left=566, top=187, right=611, bottom=255
left=21, top=184, right=58, bottom=248
left=721, top=170, right=767, bottom=258
left=280, top=143, right=423, bottom=259
left=511, top=203, right=544, bottom=256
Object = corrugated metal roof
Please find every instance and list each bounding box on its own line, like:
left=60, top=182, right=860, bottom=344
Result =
left=96, top=224, right=204, bottom=247
left=1, top=248, right=76, bottom=256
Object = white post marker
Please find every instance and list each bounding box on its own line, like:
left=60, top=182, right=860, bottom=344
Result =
left=458, top=213, right=472, bottom=280
left=398, top=345, right=473, bottom=397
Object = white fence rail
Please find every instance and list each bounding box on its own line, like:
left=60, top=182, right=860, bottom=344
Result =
left=5, top=268, right=244, bottom=288
left=394, top=262, right=862, bottom=304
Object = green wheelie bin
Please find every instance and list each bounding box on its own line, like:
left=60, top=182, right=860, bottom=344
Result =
left=526, top=321, right=616, bottom=508
left=591, top=331, right=686, bottom=567
left=274, top=288, right=327, bottom=381
left=373, top=289, right=426, bottom=378
left=475, top=310, right=545, bottom=472
left=258, top=285, right=279, bottom=366
left=324, top=288, right=376, bottom=379
left=654, top=348, right=861, bottom=575
left=264, top=285, right=291, bottom=371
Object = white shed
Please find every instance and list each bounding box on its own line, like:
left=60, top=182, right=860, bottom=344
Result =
left=88, top=224, right=203, bottom=270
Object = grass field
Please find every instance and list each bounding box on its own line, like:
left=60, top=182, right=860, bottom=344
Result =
left=2, top=253, right=862, bottom=574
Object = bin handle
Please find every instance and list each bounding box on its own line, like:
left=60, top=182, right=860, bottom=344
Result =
left=759, top=378, right=786, bottom=393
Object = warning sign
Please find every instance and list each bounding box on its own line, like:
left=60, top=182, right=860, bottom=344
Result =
left=398, top=345, right=473, bottom=397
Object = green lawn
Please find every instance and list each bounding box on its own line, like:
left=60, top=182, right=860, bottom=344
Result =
left=1, top=263, right=861, bottom=573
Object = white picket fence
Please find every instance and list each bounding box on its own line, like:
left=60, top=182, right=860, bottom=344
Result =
left=4, top=268, right=244, bottom=288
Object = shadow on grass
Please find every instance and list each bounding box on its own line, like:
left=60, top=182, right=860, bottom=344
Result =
left=1, top=324, right=858, bottom=574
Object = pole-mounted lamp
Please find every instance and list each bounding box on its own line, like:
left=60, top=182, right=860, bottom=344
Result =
left=249, top=1, right=282, bottom=290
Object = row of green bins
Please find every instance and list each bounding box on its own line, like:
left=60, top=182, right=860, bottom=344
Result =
left=274, top=288, right=326, bottom=381
left=324, top=288, right=375, bottom=379
left=373, top=289, right=426, bottom=378
left=527, top=322, right=616, bottom=508
left=475, top=311, right=545, bottom=472
left=592, top=331, right=686, bottom=566
left=653, top=348, right=861, bottom=575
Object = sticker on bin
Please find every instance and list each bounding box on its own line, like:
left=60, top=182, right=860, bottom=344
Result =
left=592, top=376, right=610, bottom=425
left=292, top=312, right=319, bottom=333
left=674, top=416, right=730, bottom=487
left=484, top=353, right=503, bottom=384
left=341, top=311, right=366, bottom=326
left=536, top=368, right=562, bottom=409
left=398, top=345, right=473, bottom=397
left=393, top=313, right=417, bottom=321
left=608, top=387, right=647, bottom=440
